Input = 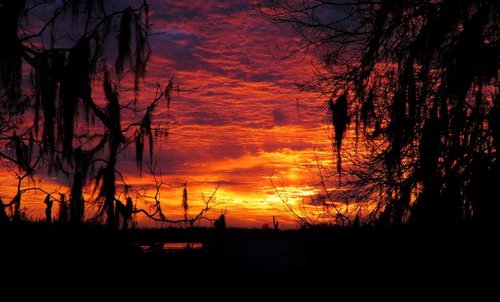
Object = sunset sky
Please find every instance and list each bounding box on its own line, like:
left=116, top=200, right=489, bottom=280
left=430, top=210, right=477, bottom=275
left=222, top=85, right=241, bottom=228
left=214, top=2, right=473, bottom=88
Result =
left=0, top=0, right=335, bottom=228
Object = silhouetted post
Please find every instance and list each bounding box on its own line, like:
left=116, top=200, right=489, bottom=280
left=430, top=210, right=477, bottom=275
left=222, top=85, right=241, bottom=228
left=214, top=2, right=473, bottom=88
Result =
left=273, top=216, right=279, bottom=232
left=69, top=149, right=85, bottom=225
left=58, top=193, right=68, bottom=224
left=12, top=191, right=21, bottom=223
left=43, top=194, right=53, bottom=224
left=182, top=183, right=188, bottom=221
left=114, top=200, right=122, bottom=230
left=123, top=197, right=134, bottom=230
left=0, top=198, right=9, bottom=225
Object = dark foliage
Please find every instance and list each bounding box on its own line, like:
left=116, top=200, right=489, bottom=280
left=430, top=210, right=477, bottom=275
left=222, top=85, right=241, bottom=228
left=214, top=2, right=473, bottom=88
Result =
left=116, top=8, right=132, bottom=76
left=264, top=0, right=500, bottom=225
left=328, top=94, right=349, bottom=176
left=0, top=0, right=25, bottom=102
left=0, top=0, right=167, bottom=227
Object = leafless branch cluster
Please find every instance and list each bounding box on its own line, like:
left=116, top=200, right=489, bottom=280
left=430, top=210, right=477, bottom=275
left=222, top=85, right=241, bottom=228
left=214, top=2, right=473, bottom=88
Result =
left=0, top=1, right=216, bottom=228
left=263, top=0, right=500, bottom=226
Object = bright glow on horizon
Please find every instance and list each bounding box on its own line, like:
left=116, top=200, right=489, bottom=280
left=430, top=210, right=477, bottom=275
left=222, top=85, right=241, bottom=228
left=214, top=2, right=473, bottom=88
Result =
left=0, top=0, right=339, bottom=228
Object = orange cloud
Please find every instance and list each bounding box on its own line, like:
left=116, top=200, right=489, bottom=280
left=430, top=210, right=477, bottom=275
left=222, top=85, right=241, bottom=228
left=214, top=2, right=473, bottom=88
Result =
left=1, top=0, right=334, bottom=228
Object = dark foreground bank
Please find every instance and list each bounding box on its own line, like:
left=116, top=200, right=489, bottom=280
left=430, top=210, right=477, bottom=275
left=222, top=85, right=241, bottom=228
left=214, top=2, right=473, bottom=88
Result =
left=0, top=223, right=497, bottom=289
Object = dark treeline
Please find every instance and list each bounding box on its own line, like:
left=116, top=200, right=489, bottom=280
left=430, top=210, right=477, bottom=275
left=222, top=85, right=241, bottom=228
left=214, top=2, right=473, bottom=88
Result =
left=1, top=221, right=494, bottom=291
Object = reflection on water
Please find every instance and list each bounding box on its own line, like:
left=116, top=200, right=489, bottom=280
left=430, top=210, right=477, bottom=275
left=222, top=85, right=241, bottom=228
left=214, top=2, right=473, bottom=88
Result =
left=164, top=242, right=203, bottom=250
left=137, top=242, right=203, bottom=253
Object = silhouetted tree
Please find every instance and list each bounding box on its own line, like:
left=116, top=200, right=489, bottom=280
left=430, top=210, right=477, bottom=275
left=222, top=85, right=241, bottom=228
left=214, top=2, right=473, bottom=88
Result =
left=263, top=0, right=500, bottom=225
left=214, top=213, right=226, bottom=230
left=0, top=0, right=206, bottom=227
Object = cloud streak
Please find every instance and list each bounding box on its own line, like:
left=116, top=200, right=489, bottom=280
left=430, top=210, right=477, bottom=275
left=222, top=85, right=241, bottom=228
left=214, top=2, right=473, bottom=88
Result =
left=122, top=0, right=329, bottom=227
left=0, top=0, right=331, bottom=228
